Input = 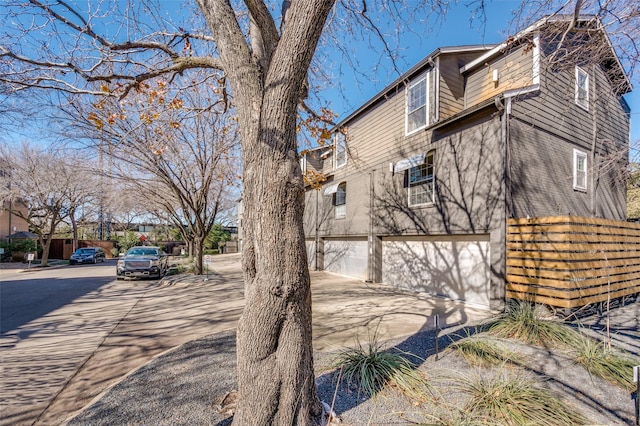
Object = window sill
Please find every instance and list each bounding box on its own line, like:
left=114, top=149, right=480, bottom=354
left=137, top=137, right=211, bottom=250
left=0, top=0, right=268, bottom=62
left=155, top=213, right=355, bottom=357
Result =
left=409, top=202, right=436, bottom=209
left=575, top=102, right=589, bottom=112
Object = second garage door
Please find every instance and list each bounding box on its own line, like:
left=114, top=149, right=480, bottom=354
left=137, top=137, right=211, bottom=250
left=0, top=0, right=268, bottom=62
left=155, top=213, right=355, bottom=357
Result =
left=382, top=237, right=490, bottom=307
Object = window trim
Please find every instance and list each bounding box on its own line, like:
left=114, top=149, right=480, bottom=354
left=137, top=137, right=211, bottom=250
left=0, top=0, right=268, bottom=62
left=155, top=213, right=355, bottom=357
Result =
left=405, top=72, right=430, bottom=135
left=408, top=152, right=435, bottom=207
left=573, top=149, right=588, bottom=191
left=334, top=132, right=347, bottom=169
left=334, top=182, right=346, bottom=218
left=575, top=66, right=589, bottom=111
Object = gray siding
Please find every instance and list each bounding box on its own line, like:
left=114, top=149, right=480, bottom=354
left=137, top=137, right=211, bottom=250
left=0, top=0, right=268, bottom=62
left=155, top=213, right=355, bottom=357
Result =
left=508, top=54, right=629, bottom=220
left=302, top=31, right=629, bottom=309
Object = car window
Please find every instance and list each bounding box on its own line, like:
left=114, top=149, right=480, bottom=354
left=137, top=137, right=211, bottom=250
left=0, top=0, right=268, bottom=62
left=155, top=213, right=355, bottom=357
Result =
left=77, top=248, right=94, bottom=254
left=127, top=248, right=159, bottom=256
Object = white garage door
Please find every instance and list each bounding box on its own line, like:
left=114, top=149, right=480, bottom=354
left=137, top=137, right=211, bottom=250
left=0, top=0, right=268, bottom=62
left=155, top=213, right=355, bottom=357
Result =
left=324, top=238, right=368, bottom=280
left=382, top=239, right=490, bottom=307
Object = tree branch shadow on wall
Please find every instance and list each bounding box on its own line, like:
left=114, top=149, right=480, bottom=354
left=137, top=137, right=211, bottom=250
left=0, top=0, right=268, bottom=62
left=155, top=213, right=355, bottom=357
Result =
left=371, top=121, right=504, bottom=306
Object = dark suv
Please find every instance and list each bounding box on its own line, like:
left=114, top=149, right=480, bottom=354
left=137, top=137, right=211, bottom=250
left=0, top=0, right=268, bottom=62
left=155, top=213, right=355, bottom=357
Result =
left=116, top=246, right=168, bottom=279
left=69, top=247, right=106, bottom=265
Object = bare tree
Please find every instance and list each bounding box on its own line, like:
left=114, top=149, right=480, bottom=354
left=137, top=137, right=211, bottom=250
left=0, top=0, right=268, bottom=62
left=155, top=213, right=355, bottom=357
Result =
left=63, top=74, right=240, bottom=274
left=0, top=143, right=97, bottom=265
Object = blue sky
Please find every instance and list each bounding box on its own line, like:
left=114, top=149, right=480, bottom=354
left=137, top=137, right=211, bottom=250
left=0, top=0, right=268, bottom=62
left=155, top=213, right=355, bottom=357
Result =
left=319, top=1, right=639, bottom=159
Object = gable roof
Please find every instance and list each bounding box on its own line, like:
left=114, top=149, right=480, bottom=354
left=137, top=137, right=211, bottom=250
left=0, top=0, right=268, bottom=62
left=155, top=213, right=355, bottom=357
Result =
left=335, top=44, right=496, bottom=128
left=460, top=14, right=632, bottom=95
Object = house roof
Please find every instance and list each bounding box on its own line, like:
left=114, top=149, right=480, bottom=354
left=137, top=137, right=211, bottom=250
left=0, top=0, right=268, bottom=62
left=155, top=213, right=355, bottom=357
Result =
left=7, top=231, right=38, bottom=239
left=334, top=44, right=496, bottom=128
left=460, top=14, right=632, bottom=95
left=334, top=15, right=631, bottom=130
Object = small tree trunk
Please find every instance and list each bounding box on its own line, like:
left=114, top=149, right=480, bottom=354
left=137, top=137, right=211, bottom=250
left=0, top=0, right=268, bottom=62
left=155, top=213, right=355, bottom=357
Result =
left=193, top=235, right=206, bottom=275
left=71, top=212, right=79, bottom=252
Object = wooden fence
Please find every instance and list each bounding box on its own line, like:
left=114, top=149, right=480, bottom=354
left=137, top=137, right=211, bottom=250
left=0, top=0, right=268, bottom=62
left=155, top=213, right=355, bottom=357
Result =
left=506, top=216, right=640, bottom=309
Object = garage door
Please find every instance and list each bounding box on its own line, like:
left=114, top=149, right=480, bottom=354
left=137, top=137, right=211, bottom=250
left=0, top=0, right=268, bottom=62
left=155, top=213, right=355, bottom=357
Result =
left=382, top=238, right=490, bottom=307
left=324, top=238, right=368, bottom=280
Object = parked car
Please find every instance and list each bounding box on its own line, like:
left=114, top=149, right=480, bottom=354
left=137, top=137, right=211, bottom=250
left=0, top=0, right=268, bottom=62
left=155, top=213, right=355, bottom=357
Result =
left=116, top=246, right=168, bottom=280
left=69, top=247, right=106, bottom=265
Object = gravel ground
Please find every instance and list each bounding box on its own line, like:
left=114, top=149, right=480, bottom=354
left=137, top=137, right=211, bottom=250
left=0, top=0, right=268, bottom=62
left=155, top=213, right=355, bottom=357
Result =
left=68, top=298, right=639, bottom=426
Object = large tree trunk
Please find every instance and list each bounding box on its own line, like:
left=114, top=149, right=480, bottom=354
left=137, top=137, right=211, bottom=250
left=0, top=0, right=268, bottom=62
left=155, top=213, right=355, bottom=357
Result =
left=235, top=127, right=321, bottom=424
left=197, top=1, right=334, bottom=423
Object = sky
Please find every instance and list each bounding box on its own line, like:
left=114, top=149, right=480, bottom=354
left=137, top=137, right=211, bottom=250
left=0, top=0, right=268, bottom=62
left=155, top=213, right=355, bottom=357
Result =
left=319, top=1, right=640, bottom=158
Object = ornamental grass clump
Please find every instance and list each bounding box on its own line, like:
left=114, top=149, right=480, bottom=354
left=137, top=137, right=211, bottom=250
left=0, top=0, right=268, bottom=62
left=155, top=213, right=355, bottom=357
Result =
left=332, top=338, right=428, bottom=400
left=455, top=371, right=588, bottom=426
left=572, top=334, right=639, bottom=391
left=448, top=335, right=521, bottom=367
left=483, top=301, right=580, bottom=347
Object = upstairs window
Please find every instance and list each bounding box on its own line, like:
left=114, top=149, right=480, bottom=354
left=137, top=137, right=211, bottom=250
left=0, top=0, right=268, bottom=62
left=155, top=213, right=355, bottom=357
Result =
left=575, top=66, right=589, bottom=110
left=334, top=182, right=346, bottom=218
left=335, top=133, right=347, bottom=169
left=406, top=73, right=429, bottom=134
left=409, top=152, right=434, bottom=206
left=573, top=149, right=587, bottom=191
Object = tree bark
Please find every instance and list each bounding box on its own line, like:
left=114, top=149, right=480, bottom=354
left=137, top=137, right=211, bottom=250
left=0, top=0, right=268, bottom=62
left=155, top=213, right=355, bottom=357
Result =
left=196, top=0, right=334, bottom=424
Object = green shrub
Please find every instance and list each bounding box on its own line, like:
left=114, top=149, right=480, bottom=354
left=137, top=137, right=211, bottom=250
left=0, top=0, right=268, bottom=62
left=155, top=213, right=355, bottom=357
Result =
left=448, top=335, right=521, bottom=367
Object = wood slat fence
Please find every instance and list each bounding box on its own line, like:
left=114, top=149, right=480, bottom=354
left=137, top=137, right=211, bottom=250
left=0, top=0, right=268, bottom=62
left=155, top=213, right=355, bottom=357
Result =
left=506, top=216, right=640, bottom=309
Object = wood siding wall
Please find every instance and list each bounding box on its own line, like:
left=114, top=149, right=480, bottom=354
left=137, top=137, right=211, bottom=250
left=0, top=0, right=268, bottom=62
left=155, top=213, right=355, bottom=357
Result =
left=465, top=43, right=534, bottom=108
left=506, top=216, right=640, bottom=308
left=438, top=52, right=488, bottom=121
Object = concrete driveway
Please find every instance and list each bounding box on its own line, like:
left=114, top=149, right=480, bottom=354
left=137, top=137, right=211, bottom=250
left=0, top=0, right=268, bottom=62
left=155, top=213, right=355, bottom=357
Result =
left=1, top=254, right=493, bottom=425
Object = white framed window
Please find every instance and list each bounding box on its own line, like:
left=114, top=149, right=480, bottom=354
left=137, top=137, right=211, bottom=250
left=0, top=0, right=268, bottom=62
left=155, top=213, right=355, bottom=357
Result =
left=335, top=133, right=347, bottom=169
left=408, top=152, right=434, bottom=206
left=573, top=149, right=587, bottom=191
left=575, top=66, right=589, bottom=110
left=406, top=73, right=430, bottom=134
left=334, top=182, right=346, bottom=218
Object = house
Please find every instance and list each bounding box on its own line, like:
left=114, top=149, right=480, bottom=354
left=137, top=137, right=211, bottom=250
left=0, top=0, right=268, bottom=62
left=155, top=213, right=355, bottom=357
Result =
left=303, top=15, right=632, bottom=310
left=0, top=199, right=30, bottom=240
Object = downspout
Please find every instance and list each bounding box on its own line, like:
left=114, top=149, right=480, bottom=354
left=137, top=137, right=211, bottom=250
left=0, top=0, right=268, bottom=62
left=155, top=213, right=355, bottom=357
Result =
left=367, top=170, right=375, bottom=283
left=315, top=188, right=319, bottom=271
left=495, top=94, right=511, bottom=308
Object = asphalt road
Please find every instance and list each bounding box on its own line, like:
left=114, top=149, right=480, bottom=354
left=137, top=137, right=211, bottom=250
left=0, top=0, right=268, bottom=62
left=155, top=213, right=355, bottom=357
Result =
left=0, top=261, right=162, bottom=426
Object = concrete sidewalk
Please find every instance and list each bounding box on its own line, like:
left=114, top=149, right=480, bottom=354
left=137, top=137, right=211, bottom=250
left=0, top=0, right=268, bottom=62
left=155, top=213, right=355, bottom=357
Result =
left=4, top=254, right=495, bottom=425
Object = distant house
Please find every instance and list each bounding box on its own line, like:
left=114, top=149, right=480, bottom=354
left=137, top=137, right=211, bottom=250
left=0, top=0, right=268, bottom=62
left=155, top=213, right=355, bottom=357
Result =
left=0, top=199, right=30, bottom=241
left=303, top=15, right=632, bottom=310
